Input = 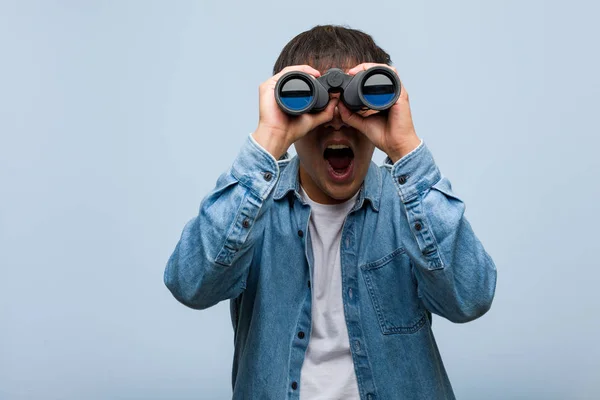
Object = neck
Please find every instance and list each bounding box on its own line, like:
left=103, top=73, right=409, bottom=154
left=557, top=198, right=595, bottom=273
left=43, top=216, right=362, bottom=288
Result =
left=299, top=165, right=349, bottom=205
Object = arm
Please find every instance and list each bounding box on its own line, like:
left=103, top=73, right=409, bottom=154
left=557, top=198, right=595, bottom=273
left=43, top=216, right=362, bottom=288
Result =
left=338, top=62, right=496, bottom=323
left=165, top=64, right=338, bottom=310
left=388, top=142, right=497, bottom=323
left=164, top=135, right=279, bottom=310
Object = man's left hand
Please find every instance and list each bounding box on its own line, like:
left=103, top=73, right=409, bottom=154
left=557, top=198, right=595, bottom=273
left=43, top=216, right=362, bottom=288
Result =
left=338, top=63, right=422, bottom=163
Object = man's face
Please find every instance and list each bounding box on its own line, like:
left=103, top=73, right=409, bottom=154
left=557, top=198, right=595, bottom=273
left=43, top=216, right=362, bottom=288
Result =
left=294, top=84, right=375, bottom=205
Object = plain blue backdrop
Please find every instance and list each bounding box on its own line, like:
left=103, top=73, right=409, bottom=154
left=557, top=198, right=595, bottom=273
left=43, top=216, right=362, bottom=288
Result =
left=1, top=1, right=599, bottom=399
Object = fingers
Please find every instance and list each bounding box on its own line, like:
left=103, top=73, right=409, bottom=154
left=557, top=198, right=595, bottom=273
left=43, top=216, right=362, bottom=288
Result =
left=260, top=65, right=321, bottom=98
left=357, top=109, right=381, bottom=118
left=337, top=101, right=368, bottom=133
left=305, top=98, right=339, bottom=130
left=288, top=98, right=339, bottom=141
left=398, top=80, right=409, bottom=102
left=346, top=63, right=409, bottom=103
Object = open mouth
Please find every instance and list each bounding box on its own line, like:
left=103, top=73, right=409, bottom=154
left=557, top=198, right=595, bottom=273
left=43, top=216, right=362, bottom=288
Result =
left=323, top=144, right=355, bottom=178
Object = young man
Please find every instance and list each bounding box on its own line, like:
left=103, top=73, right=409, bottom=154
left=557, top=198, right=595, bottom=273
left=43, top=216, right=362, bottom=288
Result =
left=164, top=25, right=497, bottom=399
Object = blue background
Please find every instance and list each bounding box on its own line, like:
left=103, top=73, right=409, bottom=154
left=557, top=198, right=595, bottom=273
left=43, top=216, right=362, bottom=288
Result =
left=1, top=1, right=599, bottom=399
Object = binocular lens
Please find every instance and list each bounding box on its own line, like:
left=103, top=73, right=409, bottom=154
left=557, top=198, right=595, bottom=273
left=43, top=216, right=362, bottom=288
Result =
left=275, top=67, right=400, bottom=115
left=278, top=77, right=314, bottom=112
left=361, top=73, right=396, bottom=108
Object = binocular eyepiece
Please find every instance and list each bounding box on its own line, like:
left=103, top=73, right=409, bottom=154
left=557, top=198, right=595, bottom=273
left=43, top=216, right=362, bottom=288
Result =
left=274, top=66, right=401, bottom=116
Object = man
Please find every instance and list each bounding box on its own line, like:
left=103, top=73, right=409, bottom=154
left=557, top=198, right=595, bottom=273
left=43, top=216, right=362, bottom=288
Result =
left=164, top=25, right=497, bottom=399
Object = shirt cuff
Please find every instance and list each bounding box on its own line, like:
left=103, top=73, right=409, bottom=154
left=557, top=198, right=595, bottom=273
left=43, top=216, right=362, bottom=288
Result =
left=230, top=134, right=280, bottom=200
left=386, top=141, right=441, bottom=203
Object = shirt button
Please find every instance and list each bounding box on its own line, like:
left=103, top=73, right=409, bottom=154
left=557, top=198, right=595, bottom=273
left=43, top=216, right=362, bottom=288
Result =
left=415, top=221, right=423, bottom=231
left=297, top=331, right=305, bottom=339
left=348, top=288, right=353, bottom=299
left=297, top=230, right=304, bottom=238
left=367, top=394, right=374, bottom=400
left=263, top=172, right=273, bottom=181
left=242, top=219, right=250, bottom=228
left=291, top=381, right=298, bottom=390
left=354, top=340, right=361, bottom=351
left=398, top=175, right=408, bottom=185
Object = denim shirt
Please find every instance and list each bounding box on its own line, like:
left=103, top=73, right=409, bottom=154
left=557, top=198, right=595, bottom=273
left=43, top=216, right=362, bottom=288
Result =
left=164, top=135, right=497, bottom=400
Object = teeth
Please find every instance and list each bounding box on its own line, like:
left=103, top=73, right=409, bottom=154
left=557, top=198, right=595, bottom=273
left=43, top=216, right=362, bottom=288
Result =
left=327, top=144, right=349, bottom=150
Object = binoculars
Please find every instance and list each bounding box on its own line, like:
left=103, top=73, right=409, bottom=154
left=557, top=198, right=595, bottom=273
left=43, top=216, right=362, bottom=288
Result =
left=274, top=66, right=401, bottom=116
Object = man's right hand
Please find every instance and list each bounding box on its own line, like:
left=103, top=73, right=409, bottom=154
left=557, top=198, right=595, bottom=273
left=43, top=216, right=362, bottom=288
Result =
left=251, top=65, right=338, bottom=160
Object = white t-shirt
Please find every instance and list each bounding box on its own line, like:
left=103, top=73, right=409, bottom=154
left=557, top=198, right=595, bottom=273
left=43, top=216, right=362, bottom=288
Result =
left=299, top=186, right=360, bottom=400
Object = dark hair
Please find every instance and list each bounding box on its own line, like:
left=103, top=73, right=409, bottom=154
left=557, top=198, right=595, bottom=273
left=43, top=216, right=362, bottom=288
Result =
left=272, top=25, right=392, bottom=75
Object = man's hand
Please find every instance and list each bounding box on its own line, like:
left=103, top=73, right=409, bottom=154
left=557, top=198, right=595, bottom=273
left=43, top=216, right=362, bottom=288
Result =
left=252, top=65, right=338, bottom=160
left=338, top=63, right=422, bottom=163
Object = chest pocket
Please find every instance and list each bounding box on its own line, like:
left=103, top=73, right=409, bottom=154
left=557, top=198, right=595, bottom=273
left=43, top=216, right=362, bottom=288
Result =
left=360, top=247, right=427, bottom=335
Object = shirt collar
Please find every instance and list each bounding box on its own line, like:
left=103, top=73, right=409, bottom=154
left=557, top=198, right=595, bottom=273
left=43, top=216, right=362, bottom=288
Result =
left=273, top=156, right=381, bottom=212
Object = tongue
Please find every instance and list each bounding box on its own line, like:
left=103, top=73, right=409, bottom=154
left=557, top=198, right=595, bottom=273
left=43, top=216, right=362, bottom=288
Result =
left=328, top=155, right=352, bottom=170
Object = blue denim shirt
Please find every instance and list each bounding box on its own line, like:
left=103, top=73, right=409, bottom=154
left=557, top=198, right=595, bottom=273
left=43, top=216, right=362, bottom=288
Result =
left=164, top=135, right=497, bottom=399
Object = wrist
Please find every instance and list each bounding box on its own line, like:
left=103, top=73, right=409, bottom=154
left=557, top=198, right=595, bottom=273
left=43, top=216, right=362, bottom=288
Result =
left=386, top=135, right=422, bottom=164
left=252, top=125, right=290, bottom=160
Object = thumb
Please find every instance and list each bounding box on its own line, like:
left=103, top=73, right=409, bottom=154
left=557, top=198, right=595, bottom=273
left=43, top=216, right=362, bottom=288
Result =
left=337, top=101, right=368, bottom=133
left=305, top=97, right=339, bottom=130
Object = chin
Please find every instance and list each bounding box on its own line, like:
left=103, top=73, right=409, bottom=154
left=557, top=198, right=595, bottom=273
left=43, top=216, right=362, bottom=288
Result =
left=324, top=184, right=360, bottom=202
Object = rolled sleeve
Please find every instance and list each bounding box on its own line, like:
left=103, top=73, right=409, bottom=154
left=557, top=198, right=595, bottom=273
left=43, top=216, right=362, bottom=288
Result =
left=385, top=141, right=444, bottom=270
left=231, top=134, right=280, bottom=201
left=386, top=141, right=441, bottom=204
left=384, top=141, right=496, bottom=321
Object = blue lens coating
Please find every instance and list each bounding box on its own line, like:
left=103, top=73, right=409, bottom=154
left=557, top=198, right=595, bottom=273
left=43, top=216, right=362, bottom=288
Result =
left=362, top=73, right=396, bottom=107
left=279, top=78, right=313, bottom=111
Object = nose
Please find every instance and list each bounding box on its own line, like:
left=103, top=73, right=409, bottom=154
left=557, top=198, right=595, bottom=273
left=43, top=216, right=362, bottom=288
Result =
left=323, top=93, right=348, bottom=130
